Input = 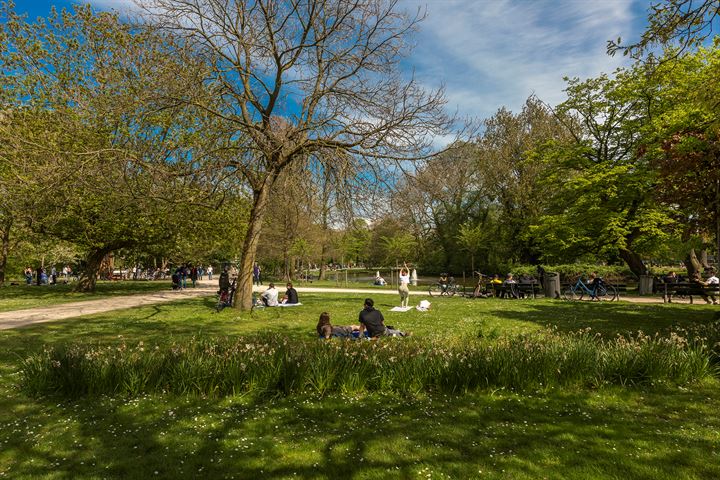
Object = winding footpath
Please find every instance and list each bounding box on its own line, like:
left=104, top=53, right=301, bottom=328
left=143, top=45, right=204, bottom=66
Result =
left=0, top=281, right=673, bottom=330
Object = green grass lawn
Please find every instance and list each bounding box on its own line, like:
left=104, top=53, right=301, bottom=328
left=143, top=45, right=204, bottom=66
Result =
left=0, top=281, right=177, bottom=312
left=1, top=294, right=719, bottom=479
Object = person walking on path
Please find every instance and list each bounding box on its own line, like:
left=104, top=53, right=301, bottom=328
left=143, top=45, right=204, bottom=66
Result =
left=207, top=265, right=213, bottom=281
left=398, top=263, right=410, bottom=307
left=190, top=265, right=198, bottom=288
left=253, top=262, right=262, bottom=286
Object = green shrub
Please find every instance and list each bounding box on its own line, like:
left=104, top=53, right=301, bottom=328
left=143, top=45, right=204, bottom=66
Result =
left=20, top=323, right=720, bottom=399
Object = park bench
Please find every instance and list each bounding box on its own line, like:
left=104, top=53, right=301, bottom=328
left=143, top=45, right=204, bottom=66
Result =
left=660, top=282, right=720, bottom=304
left=489, top=282, right=540, bottom=299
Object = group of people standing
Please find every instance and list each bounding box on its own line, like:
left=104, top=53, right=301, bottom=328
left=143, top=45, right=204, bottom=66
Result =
left=172, top=264, right=213, bottom=290
left=23, top=265, right=73, bottom=285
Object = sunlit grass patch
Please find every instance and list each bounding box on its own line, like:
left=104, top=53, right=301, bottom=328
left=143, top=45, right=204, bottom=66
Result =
left=20, top=321, right=720, bottom=399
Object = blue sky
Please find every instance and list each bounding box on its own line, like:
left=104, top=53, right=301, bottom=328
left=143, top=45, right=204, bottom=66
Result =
left=12, top=0, right=652, bottom=123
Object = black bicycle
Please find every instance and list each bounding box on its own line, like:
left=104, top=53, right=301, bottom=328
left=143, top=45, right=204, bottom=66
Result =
left=428, top=278, right=464, bottom=297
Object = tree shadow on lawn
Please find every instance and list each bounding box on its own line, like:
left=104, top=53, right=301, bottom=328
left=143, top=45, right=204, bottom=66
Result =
left=2, top=384, right=719, bottom=479
left=492, top=301, right=717, bottom=337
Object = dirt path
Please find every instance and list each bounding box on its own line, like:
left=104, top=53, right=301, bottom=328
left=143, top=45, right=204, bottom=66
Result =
left=0, top=282, right=408, bottom=330
left=0, top=281, right=681, bottom=330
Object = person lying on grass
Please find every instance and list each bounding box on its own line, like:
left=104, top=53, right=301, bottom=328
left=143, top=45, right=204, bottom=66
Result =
left=316, top=312, right=360, bottom=339
left=358, top=298, right=411, bottom=338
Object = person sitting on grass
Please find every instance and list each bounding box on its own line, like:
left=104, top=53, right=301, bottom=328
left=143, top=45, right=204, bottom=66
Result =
left=357, top=298, right=410, bottom=338
left=281, top=282, right=299, bottom=304
left=316, top=312, right=359, bottom=339
left=261, top=283, right=279, bottom=307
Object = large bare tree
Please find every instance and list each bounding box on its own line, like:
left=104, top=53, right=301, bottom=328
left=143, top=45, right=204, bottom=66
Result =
left=139, top=0, right=452, bottom=309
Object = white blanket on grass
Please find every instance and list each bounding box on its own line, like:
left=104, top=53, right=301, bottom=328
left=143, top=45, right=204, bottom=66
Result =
left=390, top=306, right=413, bottom=312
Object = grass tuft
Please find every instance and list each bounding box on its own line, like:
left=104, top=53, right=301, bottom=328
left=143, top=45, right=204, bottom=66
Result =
left=21, top=321, right=720, bottom=399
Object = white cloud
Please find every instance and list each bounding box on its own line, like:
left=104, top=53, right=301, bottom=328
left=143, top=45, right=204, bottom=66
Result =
left=404, top=0, right=646, bottom=120
left=85, top=0, right=139, bottom=10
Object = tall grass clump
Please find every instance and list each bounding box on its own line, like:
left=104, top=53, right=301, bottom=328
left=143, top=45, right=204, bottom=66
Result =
left=20, top=322, right=720, bottom=399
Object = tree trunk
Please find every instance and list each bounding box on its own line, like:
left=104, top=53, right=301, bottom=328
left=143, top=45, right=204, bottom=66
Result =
left=75, top=248, right=109, bottom=292
left=318, top=247, right=328, bottom=281
left=684, top=248, right=702, bottom=277
left=0, top=218, right=11, bottom=286
left=618, top=248, right=648, bottom=278
left=235, top=180, right=274, bottom=310
left=716, top=178, right=720, bottom=270
left=700, top=249, right=709, bottom=269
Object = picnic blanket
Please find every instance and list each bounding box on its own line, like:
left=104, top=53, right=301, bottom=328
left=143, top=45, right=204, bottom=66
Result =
left=278, top=302, right=303, bottom=307
left=390, top=306, right=413, bottom=312
left=319, top=331, right=370, bottom=339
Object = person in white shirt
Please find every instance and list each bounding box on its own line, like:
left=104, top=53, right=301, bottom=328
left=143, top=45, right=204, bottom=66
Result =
left=398, top=263, right=410, bottom=307
left=706, top=269, right=719, bottom=304
left=261, top=283, right=279, bottom=307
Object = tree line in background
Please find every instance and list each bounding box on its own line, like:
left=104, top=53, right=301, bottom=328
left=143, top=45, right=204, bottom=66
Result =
left=1, top=0, right=719, bottom=308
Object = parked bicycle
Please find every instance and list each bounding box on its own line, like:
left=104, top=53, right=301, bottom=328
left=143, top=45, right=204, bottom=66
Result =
left=562, top=275, right=617, bottom=301
left=428, top=276, right=464, bottom=297
left=468, top=271, right=493, bottom=298
left=216, top=278, right=237, bottom=312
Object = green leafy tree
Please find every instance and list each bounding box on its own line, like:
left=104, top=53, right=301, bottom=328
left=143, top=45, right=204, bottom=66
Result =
left=456, top=222, right=485, bottom=273
left=340, top=221, right=372, bottom=267
left=0, top=5, right=227, bottom=290
left=532, top=68, right=675, bottom=276
left=639, top=44, right=720, bottom=269
left=608, top=0, right=720, bottom=59
left=380, top=233, right=416, bottom=266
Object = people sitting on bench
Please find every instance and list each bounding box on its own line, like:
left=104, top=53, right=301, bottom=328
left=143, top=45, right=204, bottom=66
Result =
left=689, top=272, right=714, bottom=305
left=663, top=271, right=679, bottom=302
left=502, top=273, right=518, bottom=298
left=704, top=269, right=718, bottom=305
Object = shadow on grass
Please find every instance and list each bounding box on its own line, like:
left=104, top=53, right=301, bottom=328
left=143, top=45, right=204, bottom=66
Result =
left=488, top=300, right=717, bottom=337
left=2, top=295, right=720, bottom=477
left=1, top=384, right=719, bottom=479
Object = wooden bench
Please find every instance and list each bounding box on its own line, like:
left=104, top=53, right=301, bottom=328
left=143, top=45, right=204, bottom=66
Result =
left=488, top=282, right=541, bottom=299
left=661, top=282, right=720, bottom=304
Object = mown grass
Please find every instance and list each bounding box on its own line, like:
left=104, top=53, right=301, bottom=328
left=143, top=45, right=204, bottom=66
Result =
left=0, top=281, right=176, bottom=312
left=1, top=293, right=720, bottom=479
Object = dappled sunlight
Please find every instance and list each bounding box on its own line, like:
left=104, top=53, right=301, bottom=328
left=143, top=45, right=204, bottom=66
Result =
left=1, top=386, right=719, bottom=478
